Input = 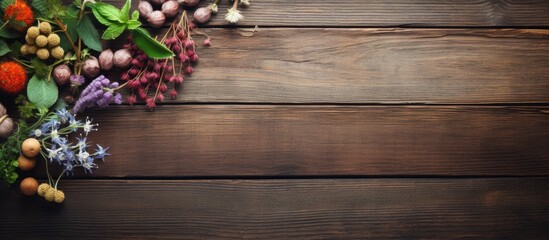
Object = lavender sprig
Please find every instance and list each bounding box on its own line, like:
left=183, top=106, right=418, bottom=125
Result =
left=73, top=75, right=123, bottom=113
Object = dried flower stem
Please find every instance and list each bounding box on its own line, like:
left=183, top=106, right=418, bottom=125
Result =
left=0, top=20, right=9, bottom=31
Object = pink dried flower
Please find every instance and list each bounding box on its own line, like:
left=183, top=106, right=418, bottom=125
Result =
left=146, top=98, right=156, bottom=110
left=169, top=89, right=177, bottom=99
left=127, top=95, right=137, bottom=105
left=185, top=66, right=193, bottom=74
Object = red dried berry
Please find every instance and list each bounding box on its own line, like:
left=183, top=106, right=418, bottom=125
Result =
left=203, top=38, right=211, bottom=46
left=129, top=68, right=139, bottom=76
left=160, top=83, right=167, bottom=92
left=184, top=40, right=194, bottom=49
left=121, top=73, right=130, bottom=81
left=169, top=89, right=177, bottom=99
left=190, top=54, right=199, bottom=62
left=156, top=93, right=165, bottom=102
left=174, top=75, right=184, bottom=84
left=146, top=98, right=156, bottom=109
left=138, top=88, right=147, bottom=100
left=185, top=66, right=193, bottom=74
left=172, top=45, right=181, bottom=53
left=127, top=95, right=137, bottom=105
left=140, top=76, right=149, bottom=84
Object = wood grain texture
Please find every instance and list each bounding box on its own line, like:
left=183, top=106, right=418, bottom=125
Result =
left=1, top=178, right=548, bottom=239
left=26, top=105, right=549, bottom=178
left=101, top=28, right=549, bottom=104
left=101, top=0, right=549, bottom=27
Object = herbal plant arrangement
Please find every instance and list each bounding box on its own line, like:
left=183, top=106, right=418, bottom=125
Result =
left=1, top=0, right=253, bottom=202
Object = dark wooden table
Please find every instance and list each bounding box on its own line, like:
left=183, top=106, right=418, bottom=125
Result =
left=2, top=1, right=549, bottom=239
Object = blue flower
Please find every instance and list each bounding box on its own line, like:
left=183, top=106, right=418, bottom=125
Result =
left=82, top=157, right=98, bottom=174
left=83, top=117, right=97, bottom=135
left=94, top=144, right=110, bottom=161
left=56, top=108, right=72, bottom=124
left=46, top=145, right=63, bottom=163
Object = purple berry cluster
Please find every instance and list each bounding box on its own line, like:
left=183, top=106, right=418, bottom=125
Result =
left=73, top=75, right=122, bottom=113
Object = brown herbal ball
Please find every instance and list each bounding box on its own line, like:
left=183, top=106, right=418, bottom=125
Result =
left=25, top=34, right=35, bottom=44
left=35, top=35, right=48, bottom=48
left=47, top=34, right=60, bottom=47
left=27, top=26, right=39, bottom=39
left=20, top=45, right=29, bottom=55
left=27, top=45, right=37, bottom=54
left=54, top=190, right=65, bottom=203
left=37, top=183, right=51, bottom=197
left=20, top=177, right=39, bottom=196
left=39, top=22, right=51, bottom=35
left=21, top=138, right=40, bottom=157
left=51, top=46, right=64, bottom=59
left=44, top=188, right=56, bottom=202
left=37, top=48, right=50, bottom=60
left=17, top=155, right=36, bottom=171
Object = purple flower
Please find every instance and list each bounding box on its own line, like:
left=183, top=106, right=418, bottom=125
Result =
left=73, top=75, right=123, bottom=113
left=70, top=75, right=85, bottom=87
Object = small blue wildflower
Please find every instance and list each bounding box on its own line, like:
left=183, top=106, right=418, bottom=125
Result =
left=83, top=117, right=97, bottom=136
left=56, top=108, right=72, bottom=124
left=94, top=144, right=110, bottom=161
left=46, top=145, right=63, bottom=163
left=82, top=157, right=98, bottom=174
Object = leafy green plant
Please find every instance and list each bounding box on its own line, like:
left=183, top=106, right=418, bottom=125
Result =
left=0, top=96, right=48, bottom=185
left=91, top=0, right=174, bottom=59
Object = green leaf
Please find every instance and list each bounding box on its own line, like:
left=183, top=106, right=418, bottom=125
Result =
left=102, top=22, right=126, bottom=40
left=58, top=16, right=78, bottom=51
left=32, top=0, right=47, bottom=18
left=30, top=58, right=51, bottom=79
left=73, top=0, right=82, bottom=8
left=131, top=10, right=139, bottom=20
left=44, top=0, right=68, bottom=18
left=77, top=14, right=102, bottom=51
left=91, top=5, right=113, bottom=26
left=0, top=40, right=10, bottom=56
left=52, top=98, right=68, bottom=110
left=10, top=41, right=22, bottom=59
left=27, top=75, right=59, bottom=108
left=1, top=0, right=14, bottom=10
left=92, top=2, right=123, bottom=24
left=120, top=0, right=131, bottom=22
left=131, top=28, right=174, bottom=59
left=0, top=20, right=22, bottom=38
left=127, top=20, right=141, bottom=30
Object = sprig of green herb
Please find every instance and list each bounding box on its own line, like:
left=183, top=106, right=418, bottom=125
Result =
left=91, top=0, right=174, bottom=59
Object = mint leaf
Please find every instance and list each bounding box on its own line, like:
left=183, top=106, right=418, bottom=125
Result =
left=0, top=40, right=10, bottom=56
left=91, top=5, right=113, bottom=26
left=102, top=22, right=126, bottom=40
left=132, top=10, right=139, bottom=20
left=27, top=75, right=59, bottom=108
left=132, top=28, right=174, bottom=59
left=127, top=20, right=141, bottom=30
left=120, top=0, right=131, bottom=22
left=77, top=14, right=102, bottom=51
left=92, top=2, right=123, bottom=24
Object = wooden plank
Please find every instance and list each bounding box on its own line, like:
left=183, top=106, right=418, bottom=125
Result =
left=101, top=0, right=549, bottom=27
left=26, top=105, right=549, bottom=177
left=1, top=178, right=548, bottom=239
left=101, top=28, right=549, bottom=104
